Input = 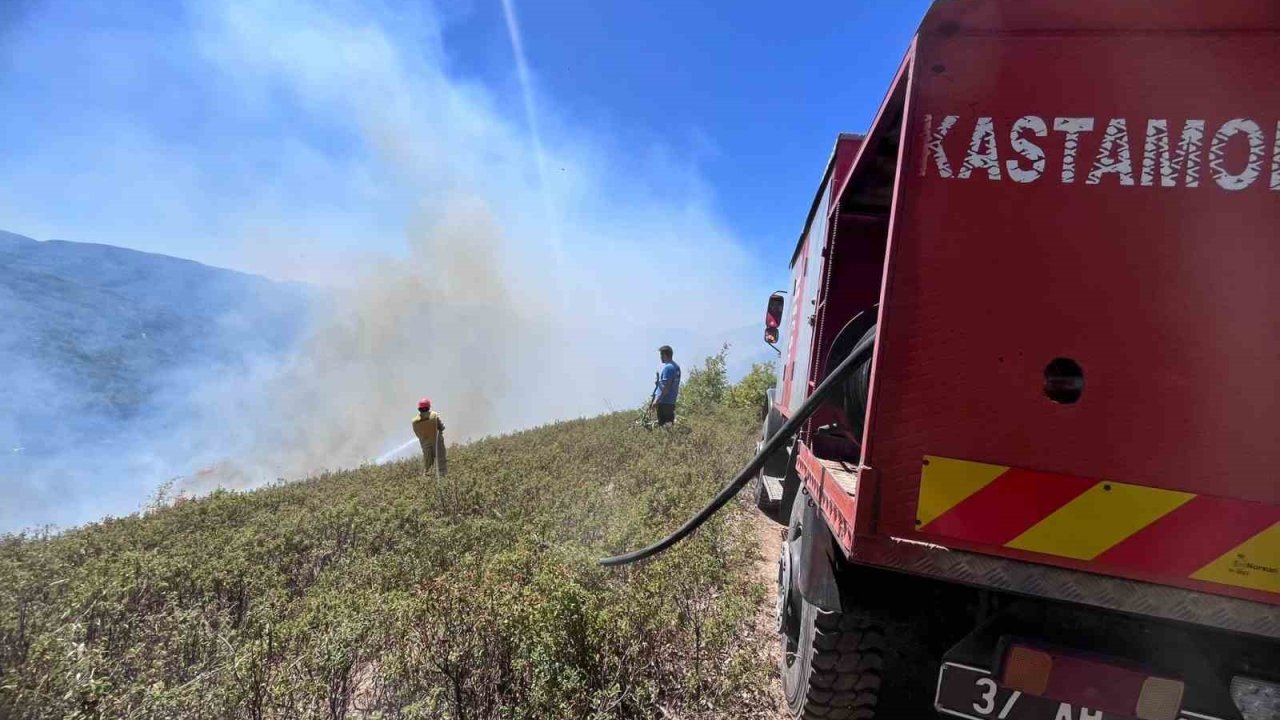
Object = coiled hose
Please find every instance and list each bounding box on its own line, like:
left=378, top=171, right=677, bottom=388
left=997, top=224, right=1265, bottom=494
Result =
left=599, top=329, right=876, bottom=567
left=830, top=316, right=877, bottom=445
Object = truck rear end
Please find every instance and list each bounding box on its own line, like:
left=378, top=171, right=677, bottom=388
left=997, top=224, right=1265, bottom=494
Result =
left=756, top=2, right=1280, bottom=718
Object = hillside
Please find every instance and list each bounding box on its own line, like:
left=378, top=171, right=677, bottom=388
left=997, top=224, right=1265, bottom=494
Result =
left=0, top=390, right=784, bottom=718
left=0, top=230, right=313, bottom=458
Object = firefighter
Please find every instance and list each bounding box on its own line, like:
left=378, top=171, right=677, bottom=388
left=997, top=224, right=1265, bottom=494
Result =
left=652, top=345, right=681, bottom=426
left=412, top=398, right=447, bottom=477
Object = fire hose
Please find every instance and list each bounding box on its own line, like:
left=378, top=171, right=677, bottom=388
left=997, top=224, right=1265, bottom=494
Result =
left=599, top=329, right=876, bottom=567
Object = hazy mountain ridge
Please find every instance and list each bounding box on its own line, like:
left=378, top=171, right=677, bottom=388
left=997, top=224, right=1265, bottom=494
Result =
left=0, top=230, right=314, bottom=457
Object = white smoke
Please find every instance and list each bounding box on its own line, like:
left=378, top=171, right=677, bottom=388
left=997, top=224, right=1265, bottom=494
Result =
left=0, top=0, right=770, bottom=527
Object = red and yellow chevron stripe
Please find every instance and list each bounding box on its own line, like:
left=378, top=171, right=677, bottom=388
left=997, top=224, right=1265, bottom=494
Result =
left=915, top=455, right=1280, bottom=595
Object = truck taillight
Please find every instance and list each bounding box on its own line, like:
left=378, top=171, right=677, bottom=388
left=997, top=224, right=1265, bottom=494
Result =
left=1003, top=645, right=1052, bottom=694
left=1231, top=676, right=1280, bottom=720
left=1136, top=677, right=1183, bottom=720
left=1001, top=643, right=1183, bottom=720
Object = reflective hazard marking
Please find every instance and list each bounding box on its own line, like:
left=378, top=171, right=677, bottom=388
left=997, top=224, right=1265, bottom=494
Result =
left=1006, top=482, right=1194, bottom=561
left=916, top=456, right=1280, bottom=596
left=1193, top=521, right=1280, bottom=594
left=917, top=455, right=1008, bottom=527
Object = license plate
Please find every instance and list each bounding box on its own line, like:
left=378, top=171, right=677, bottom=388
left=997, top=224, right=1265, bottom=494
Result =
left=935, top=663, right=1134, bottom=720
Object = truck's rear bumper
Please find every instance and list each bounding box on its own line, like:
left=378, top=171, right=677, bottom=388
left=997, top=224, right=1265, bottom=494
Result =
left=847, top=534, right=1280, bottom=641
left=794, top=443, right=1278, bottom=638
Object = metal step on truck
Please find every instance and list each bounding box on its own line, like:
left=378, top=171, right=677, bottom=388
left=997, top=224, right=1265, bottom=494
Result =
left=751, top=2, right=1280, bottom=719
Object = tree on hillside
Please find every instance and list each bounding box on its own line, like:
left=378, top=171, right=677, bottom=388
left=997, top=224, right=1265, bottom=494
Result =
left=727, top=360, right=777, bottom=416
left=680, top=345, right=776, bottom=417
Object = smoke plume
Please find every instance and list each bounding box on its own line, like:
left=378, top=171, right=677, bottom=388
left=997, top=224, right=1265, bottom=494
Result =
left=0, top=0, right=770, bottom=529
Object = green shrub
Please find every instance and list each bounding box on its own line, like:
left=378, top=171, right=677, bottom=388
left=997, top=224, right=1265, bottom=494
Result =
left=678, top=345, right=730, bottom=412
left=726, top=361, right=776, bottom=415
left=0, top=396, right=775, bottom=719
left=680, top=346, right=776, bottom=418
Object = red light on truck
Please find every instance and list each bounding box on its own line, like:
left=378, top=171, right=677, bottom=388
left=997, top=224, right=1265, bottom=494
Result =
left=1002, top=645, right=1052, bottom=695
left=1000, top=643, right=1184, bottom=720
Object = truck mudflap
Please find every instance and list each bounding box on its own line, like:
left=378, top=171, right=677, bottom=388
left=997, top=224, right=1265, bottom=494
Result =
left=933, top=602, right=1275, bottom=720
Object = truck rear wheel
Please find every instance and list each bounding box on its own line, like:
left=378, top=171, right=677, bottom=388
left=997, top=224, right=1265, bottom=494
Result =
left=779, top=498, right=884, bottom=719
left=782, top=599, right=884, bottom=719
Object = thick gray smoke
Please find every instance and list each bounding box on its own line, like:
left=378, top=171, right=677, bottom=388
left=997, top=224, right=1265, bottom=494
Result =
left=176, top=197, right=530, bottom=491
left=0, top=0, right=771, bottom=529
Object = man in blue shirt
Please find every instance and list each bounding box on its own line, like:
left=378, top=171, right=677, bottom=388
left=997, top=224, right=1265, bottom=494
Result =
left=652, top=345, right=681, bottom=426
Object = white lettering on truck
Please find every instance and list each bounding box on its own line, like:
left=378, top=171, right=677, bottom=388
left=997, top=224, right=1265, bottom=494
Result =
left=1141, top=119, right=1204, bottom=187
left=960, top=117, right=1002, bottom=180
left=1052, top=117, right=1095, bottom=184
left=1007, top=115, right=1048, bottom=183
left=1272, top=121, right=1280, bottom=190
left=921, top=114, right=1280, bottom=192
left=1087, top=118, right=1134, bottom=186
left=1210, top=119, right=1266, bottom=190
left=923, top=114, right=959, bottom=179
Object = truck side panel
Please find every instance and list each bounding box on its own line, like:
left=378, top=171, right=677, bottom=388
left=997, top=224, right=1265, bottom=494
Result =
left=781, top=183, right=829, bottom=415
left=862, top=19, right=1280, bottom=605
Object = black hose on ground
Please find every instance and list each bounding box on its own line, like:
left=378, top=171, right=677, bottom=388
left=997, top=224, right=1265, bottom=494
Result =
left=598, top=330, right=877, bottom=567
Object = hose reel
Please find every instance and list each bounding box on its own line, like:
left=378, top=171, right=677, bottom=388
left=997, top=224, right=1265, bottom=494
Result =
left=822, top=308, right=878, bottom=446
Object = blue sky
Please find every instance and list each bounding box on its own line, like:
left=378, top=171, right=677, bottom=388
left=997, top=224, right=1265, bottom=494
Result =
left=0, top=0, right=929, bottom=291
left=444, top=0, right=931, bottom=268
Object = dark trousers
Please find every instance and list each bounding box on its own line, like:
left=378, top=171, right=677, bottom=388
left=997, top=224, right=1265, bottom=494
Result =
left=656, top=403, right=676, bottom=426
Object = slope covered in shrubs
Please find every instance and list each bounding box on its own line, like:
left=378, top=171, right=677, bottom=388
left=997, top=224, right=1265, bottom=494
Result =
left=0, top=358, right=779, bottom=719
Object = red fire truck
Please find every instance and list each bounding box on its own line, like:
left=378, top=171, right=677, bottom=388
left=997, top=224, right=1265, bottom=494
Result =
left=750, top=2, right=1279, bottom=718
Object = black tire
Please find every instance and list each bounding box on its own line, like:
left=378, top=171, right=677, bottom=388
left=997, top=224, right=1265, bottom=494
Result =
left=778, top=491, right=953, bottom=719
left=751, top=428, right=775, bottom=517
left=752, top=470, right=773, bottom=513
left=783, top=598, right=884, bottom=719
left=780, top=500, right=884, bottom=719
left=754, top=409, right=787, bottom=521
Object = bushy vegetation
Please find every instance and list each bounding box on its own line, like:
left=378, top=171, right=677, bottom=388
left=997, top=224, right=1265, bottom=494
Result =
left=0, top=365, right=779, bottom=719
left=680, top=345, right=775, bottom=417
left=726, top=361, right=777, bottom=417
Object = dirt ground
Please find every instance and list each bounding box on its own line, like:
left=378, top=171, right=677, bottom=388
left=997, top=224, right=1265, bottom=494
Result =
left=746, top=510, right=790, bottom=719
